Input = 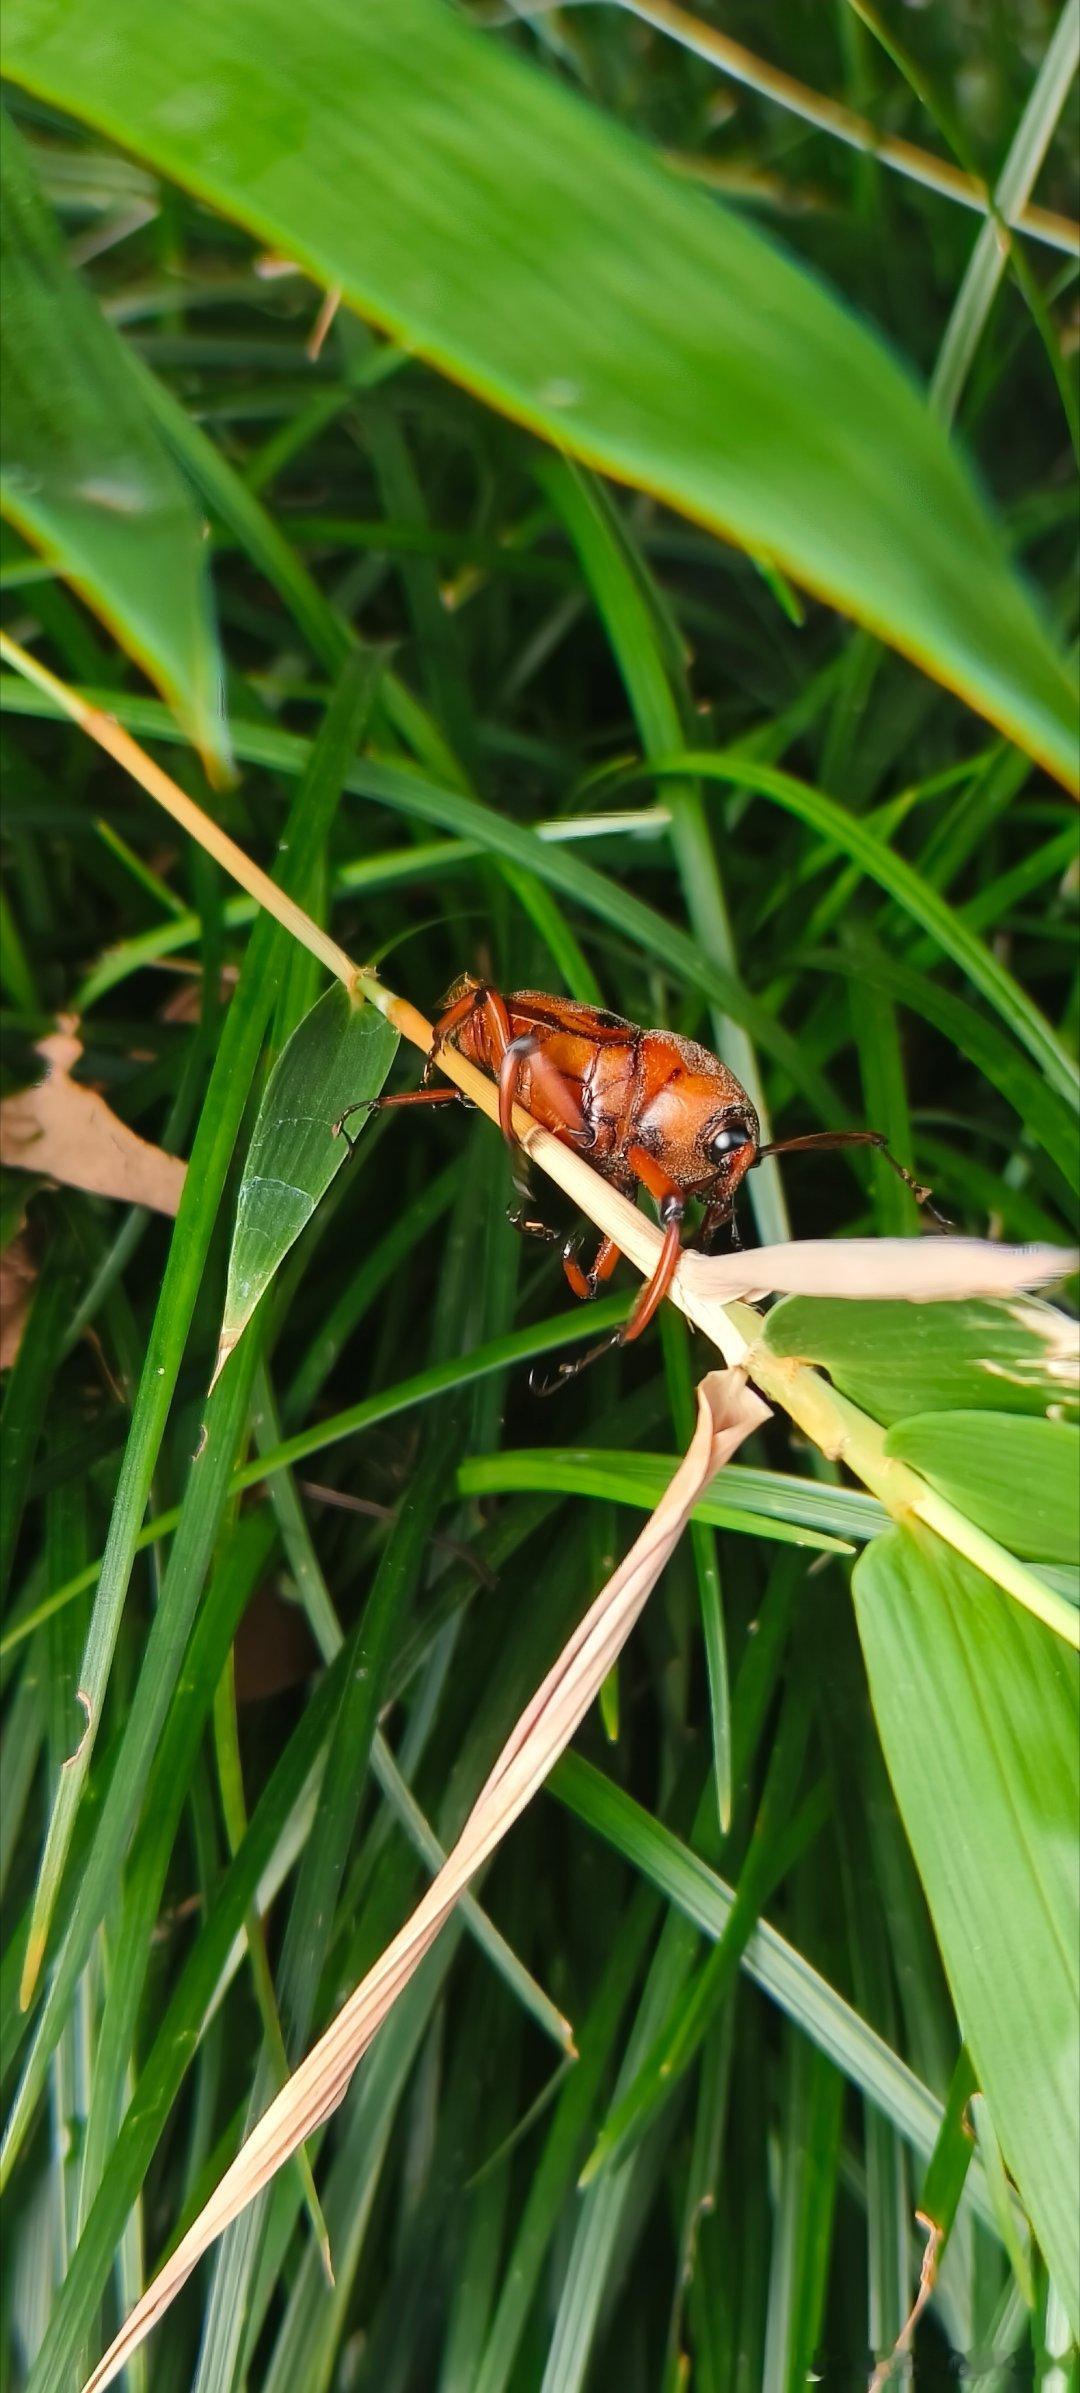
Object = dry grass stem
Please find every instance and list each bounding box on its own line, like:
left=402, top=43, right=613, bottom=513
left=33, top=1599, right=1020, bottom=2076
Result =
left=489, top=0, right=1080, bottom=257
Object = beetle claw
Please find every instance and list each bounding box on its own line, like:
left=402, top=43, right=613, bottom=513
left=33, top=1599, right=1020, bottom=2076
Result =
left=507, top=1205, right=560, bottom=1243
left=332, top=1102, right=372, bottom=1156
left=529, top=1329, right=624, bottom=1397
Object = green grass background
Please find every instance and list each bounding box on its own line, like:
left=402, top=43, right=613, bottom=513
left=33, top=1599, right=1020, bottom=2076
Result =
left=1, top=3, right=1078, bottom=2387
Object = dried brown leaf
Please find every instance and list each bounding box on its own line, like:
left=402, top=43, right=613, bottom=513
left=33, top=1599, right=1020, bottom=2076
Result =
left=679, top=1234, right=1080, bottom=1306
left=82, top=1369, right=767, bottom=2393
left=0, top=1025, right=185, bottom=1216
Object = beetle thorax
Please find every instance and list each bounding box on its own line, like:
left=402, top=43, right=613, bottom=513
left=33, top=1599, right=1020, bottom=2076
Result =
left=634, top=1032, right=759, bottom=1194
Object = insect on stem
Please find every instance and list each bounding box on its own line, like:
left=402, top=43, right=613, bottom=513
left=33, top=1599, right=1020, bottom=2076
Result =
left=351, top=975, right=950, bottom=1391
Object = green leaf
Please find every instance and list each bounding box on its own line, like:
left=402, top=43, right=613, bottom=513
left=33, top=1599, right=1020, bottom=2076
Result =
left=885, top=1413, right=1080, bottom=1565
left=762, top=1294, right=1079, bottom=1425
left=0, top=1237, right=77, bottom=1600
left=0, top=112, right=227, bottom=773
left=919, top=2045, right=977, bottom=2243
left=580, top=1687, right=821, bottom=2184
left=802, top=934, right=1079, bottom=1190
left=216, top=986, right=397, bottom=1376
left=762, top=2020, right=843, bottom=2391
left=852, top=1524, right=1080, bottom=2333
left=2, top=0, right=1077, bottom=780
left=471, top=1893, right=657, bottom=2393
left=456, top=1449, right=882, bottom=1550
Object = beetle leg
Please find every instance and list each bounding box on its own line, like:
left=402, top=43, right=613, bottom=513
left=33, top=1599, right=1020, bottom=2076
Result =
left=333, top=1083, right=470, bottom=1153
left=498, top=1034, right=539, bottom=1144
left=697, top=1195, right=740, bottom=1254
left=508, top=1207, right=562, bottom=1244
left=497, top=1032, right=588, bottom=1149
left=530, top=1169, right=684, bottom=1394
left=504, top=1144, right=562, bottom=1241
left=622, top=1207, right=684, bottom=1341
left=422, top=981, right=493, bottom=1084
left=618, top=1143, right=687, bottom=1342
left=562, top=1233, right=620, bottom=1301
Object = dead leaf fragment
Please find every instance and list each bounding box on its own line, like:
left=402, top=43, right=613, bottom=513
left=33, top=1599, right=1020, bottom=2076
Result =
left=81, top=1369, right=767, bottom=2393
left=0, top=1026, right=186, bottom=1216
left=680, top=1234, right=1079, bottom=1307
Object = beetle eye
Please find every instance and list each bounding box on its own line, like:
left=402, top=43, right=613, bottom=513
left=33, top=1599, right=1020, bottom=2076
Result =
left=708, top=1122, right=751, bottom=1164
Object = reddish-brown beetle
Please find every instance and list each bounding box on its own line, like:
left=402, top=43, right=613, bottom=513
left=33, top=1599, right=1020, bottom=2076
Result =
left=342, top=976, right=938, bottom=1387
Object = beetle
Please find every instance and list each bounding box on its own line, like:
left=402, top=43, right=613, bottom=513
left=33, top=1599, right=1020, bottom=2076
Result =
left=341, top=975, right=939, bottom=1387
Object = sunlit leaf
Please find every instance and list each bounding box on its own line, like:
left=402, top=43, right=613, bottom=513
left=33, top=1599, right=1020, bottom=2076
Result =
left=885, top=1412, right=1079, bottom=1564
left=763, top=1294, right=1079, bottom=1424
left=1, top=0, right=1076, bottom=779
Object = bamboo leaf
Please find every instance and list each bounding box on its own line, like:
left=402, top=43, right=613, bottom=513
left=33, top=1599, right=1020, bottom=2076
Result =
left=853, top=1524, right=1080, bottom=2333
left=763, top=1294, right=1080, bottom=1424
left=2, top=0, right=1077, bottom=778
left=214, top=986, right=398, bottom=1380
left=885, top=1413, right=1080, bottom=1565
left=0, top=112, right=227, bottom=774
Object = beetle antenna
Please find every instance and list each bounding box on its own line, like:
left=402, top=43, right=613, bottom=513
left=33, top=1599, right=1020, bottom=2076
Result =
left=332, top=1098, right=374, bottom=1156
left=755, top=1130, right=951, bottom=1229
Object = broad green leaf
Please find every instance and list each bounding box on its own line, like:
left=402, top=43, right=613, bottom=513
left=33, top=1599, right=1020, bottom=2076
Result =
left=2, top=0, right=1077, bottom=781
left=763, top=1294, right=1079, bottom=1425
left=853, top=1524, right=1080, bottom=2332
left=0, top=112, right=227, bottom=773
left=885, top=1412, right=1080, bottom=1565
left=217, top=986, right=398, bottom=1376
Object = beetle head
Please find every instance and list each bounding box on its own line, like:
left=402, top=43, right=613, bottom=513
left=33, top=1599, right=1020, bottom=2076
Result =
left=697, top=1099, right=760, bottom=1203
left=634, top=1035, right=759, bottom=1202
